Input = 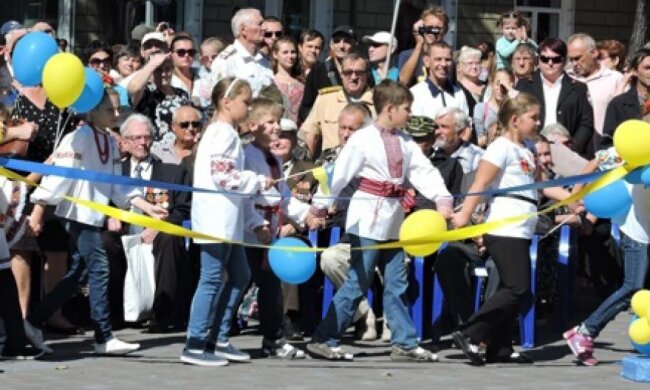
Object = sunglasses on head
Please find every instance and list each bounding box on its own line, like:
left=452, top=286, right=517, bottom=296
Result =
left=539, top=55, right=564, bottom=64
left=264, top=31, right=283, bottom=38
left=174, top=48, right=196, bottom=57
left=178, top=120, right=200, bottom=129
left=89, top=57, right=112, bottom=67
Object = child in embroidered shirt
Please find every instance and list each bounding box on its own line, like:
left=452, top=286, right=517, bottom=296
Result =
left=25, top=88, right=168, bottom=356
left=495, top=11, right=537, bottom=70
left=306, top=79, right=452, bottom=362
left=183, top=77, right=274, bottom=366
left=242, top=97, right=310, bottom=358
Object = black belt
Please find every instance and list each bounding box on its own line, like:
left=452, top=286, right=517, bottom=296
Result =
left=492, top=193, right=537, bottom=206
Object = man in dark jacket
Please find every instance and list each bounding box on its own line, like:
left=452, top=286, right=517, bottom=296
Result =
left=516, top=38, right=595, bottom=159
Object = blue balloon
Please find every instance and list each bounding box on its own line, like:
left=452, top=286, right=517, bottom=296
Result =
left=632, top=340, right=650, bottom=356
left=626, top=167, right=648, bottom=184
left=11, top=31, right=59, bottom=87
left=71, top=68, right=105, bottom=113
left=584, top=179, right=632, bottom=218
left=268, top=237, right=316, bottom=285
left=640, top=167, right=650, bottom=187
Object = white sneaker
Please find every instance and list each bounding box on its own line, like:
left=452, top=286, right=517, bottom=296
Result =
left=357, top=310, right=377, bottom=341
left=94, top=338, right=140, bottom=355
left=24, top=320, right=53, bottom=354
left=381, top=319, right=391, bottom=342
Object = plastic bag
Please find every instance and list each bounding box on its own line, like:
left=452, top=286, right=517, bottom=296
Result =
left=122, top=234, right=155, bottom=322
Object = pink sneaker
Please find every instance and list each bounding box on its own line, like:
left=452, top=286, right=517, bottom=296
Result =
left=563, top=327, right=599, bottom=366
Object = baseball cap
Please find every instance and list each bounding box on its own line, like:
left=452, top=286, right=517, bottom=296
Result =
left=402, top=116, right=437, bottom=138
left=280, top=118, right=298, bottom=132
left=1, top=20, right=22, bottom=36
left=141, top=32, right=166, bottom=46
left=331, top=25, right=355, bottom=40
left=362, top=31, right=397, bottom=50
left=131, top=24, right=154, bottom=41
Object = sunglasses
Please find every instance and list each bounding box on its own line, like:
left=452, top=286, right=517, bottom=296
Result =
left=332, top=36, right=355, bottom=45
left=539, top=55, right=564, bottom=64
left=369, top=42, right=387, bottom=48
left=174, top=48, right=196, bottom=57
left=264, top=31, right=283, bottom=38
left=142, top=40, right=165, bottom=50
left=341, top=69, right=366, bottom=77
left=89, top=57, right=112, bottom=67
left=177, top=121, right=201, bottom=129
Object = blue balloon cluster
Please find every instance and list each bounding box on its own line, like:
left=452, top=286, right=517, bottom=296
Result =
left=268, top=237, right=316, bottom=285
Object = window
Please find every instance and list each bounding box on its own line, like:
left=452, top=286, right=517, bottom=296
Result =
left=515, top=0, right=573, bottom=42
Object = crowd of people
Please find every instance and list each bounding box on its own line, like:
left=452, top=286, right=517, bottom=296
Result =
left=0, top=5, right=646, bottom=369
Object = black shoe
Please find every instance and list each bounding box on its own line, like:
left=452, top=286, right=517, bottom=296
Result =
left=146, top=320, right=173, bottom=333
left=45, top=324, right=85, bottom=335
left=451, top=331, right=486, bottom=366
left=283, top=315, right=304, bottom=341
left=1, top=346, right=45, bottom=360
left=486, top=351, right=533, bottom=364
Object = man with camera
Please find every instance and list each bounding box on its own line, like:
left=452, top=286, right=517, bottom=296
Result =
left=398, top=5, right=449, bottom=87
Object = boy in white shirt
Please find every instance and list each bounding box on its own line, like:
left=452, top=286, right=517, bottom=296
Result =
left=306, top=79, right=452, bottom=361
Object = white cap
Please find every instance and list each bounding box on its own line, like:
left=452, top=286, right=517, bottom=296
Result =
left=362, top=31, right=397, bottom=50
left=280, top=118, right=297, bottom=132
left=141, top=32, right=166, bottom=46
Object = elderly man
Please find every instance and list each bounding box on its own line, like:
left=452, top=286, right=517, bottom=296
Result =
left=567, top=33, right=623, bottom=148
left=151, top=105, right=201, bottom=165
left=512, top=43, right=537, bottom=82
left=301, top=53, right=375, bottom=160
left=363, top=31, right=399, bottom=84
left=299, top=25, right=357, bottom=123
left=211, top=8, right=273, bottom=96
left=411, top=42, right=468, bottom=120
left=104, top=114, right=191, bottom=332
left=433, top=107, right=483, bottom=175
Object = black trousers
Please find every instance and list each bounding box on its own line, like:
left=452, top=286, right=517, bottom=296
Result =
left=245, top=247, right=283, bottom=342
left=0, top=268, right=28, bottom=352
left=461, top=235, right=532, bottom=357
left=104, top=230, right=188, bottom=325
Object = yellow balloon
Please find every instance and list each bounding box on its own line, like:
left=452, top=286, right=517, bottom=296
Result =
left=399, top=209, right=447, bottom=257
left=632, top=290, right=650, bottom=318
left=613, top=119, right=650, bottom=168
left=630, top=318, right=650, bottom=344
left=42, top=53, right=85, bottom=109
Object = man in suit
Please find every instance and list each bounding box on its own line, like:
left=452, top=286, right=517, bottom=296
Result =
left=104, top=113, right=191, bottom=332
left=516, top=38, right=595, bottom=159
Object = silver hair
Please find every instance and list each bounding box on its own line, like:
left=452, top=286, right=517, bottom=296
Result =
left=457, top=46, right=482, bottom=64
left=231, top=8, right=261, bottom=38
left=172, top=105, right=202, bottom=122
left=434, top=107, right=472, bottom=132
left=540, top=123, right=571, bottom=139
left=568, top=33, right=597, bottom=51
left=120, top=113, right=154, bottom=137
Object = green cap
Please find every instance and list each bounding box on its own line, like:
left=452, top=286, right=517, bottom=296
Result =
left=402, top=116, right=436, bottom=137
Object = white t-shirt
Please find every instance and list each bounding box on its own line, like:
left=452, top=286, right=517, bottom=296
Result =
left=617, top=183, right=650, bottom=245
left=482, top=136, right=538, bottom=239
left=542, top=75, right=563, bottom=127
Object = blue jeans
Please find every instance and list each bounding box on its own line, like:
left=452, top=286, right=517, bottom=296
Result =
left=313, top=234, right=418, bottom=349
left=584, top=232, right=649, bottom=338
left=27, top=221, right=113, bottom=344
left=186, top=243, right=251, bottom=349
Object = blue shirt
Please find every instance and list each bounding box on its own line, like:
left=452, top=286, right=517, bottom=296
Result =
left=371, top=66, right=399, bottom=84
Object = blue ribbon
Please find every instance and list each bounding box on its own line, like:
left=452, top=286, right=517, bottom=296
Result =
left=0, top=157, right=611, bottom=200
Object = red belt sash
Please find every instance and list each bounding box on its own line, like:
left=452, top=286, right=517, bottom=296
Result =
left=358, top=178, right=416, bottom=212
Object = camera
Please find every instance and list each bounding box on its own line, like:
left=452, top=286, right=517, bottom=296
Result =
left=158, top=22, right=169, bottom=32
left=418, top=26, right=441, bottom=36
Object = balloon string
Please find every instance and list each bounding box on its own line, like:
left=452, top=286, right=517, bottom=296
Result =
left=53, top=110, right=72, bottom=150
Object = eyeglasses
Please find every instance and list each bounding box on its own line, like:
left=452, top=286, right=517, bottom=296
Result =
left=174, top=48, right=196, bottom=57
left=539, top=55, right=564, bottom=64
left=332, top=36, right=355, bottom=45
left=341, top=69, right=366, bottom=77
left=264, top=31, right=283, bottom=38
left=177, top=120, right=201, bottom=129
left=125, top=134, right=153, bottom=142
left=89, top=57, right=112, bottom=67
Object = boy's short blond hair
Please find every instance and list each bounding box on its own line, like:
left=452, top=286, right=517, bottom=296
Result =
left=248, top=97, right=284, bottom=123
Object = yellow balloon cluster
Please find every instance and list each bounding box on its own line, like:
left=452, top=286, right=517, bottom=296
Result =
left=629, top=290, right=650, bottom=345
left=42, top=53, right=85, bottom=109
left=613, top=120, right=650, bottom=168
left=399, top=210, right=447, bottom=256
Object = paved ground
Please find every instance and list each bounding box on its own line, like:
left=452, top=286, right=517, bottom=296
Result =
left=2, top=312, right=649, bottom=390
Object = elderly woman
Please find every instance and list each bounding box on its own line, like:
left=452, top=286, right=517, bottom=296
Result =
left=151, top=104, right=201, bottom=165
left=128, top=52, right=189, bottom=143
left=457, top=46, right=486, bottom=119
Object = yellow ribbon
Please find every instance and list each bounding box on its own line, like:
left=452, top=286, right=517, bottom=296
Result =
left=0, top=165, right=628, bottom=253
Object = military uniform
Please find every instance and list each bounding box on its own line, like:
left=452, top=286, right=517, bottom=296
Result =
left=300, top=86, right=375, bottom=155
left=210, top=39, right=273, bottom=97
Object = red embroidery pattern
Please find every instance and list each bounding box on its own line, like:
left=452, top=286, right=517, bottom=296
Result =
left=377, top=126, right=403, bottom=178
left=210, top=159, right=235, bottom=175
left=519, top=158, right=533, bottom=174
